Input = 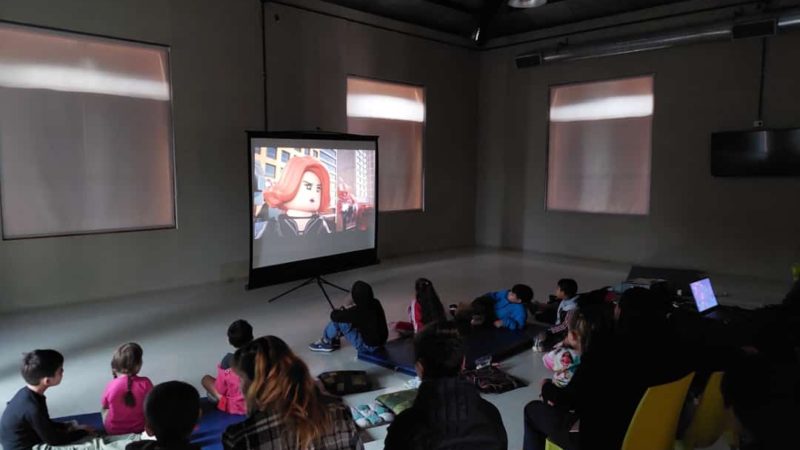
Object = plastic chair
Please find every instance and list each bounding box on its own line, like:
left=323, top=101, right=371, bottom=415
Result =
left=622, top=372, right=695, bottom=450
left=676, top=371, right=729, bottom=449
left=544, top=439, right=564, bottom=450
left=545, top=372, right=695, bottom=450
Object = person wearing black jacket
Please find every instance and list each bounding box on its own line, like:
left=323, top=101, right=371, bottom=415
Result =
left=384, top=322, right=507, bottom=450
left=309, top=280, right=388, bottom=353
left=1, top=350, right=92, bottom=450
left=524, top=288, right=693, bottom=450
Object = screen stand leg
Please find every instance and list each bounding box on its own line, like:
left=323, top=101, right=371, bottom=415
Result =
left=267, top=275, right=349, bottom=310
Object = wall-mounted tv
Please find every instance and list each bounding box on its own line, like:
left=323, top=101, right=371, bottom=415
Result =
left=711, top=128, right=800, bottom=177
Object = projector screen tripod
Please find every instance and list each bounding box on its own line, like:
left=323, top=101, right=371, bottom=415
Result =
left=266, top=275, right=348, bottom=309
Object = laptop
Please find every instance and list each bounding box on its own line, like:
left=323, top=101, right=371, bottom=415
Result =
left=689, top=278, right=748, bottom=324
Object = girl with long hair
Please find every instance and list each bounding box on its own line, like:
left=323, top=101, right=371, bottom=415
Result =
left=222, top=336, right=362, bottom=450
left=410, top=278, right=446, bottom=333
left=101, top=342, right=154, bottom=435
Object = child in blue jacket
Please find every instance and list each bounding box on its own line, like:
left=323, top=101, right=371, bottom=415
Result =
left=471, top=285, right=533, bottom=331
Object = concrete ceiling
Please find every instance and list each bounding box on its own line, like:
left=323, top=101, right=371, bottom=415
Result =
left=318, top=0, right=707, bottom=41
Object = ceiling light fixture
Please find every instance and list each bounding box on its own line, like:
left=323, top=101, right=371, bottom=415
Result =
left=508, top=0, right=547, bottom=8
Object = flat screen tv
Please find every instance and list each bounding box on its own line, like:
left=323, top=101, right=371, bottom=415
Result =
left=711, top=128, right=800, bottom=176
left=247, top=131, right=379, bottom=290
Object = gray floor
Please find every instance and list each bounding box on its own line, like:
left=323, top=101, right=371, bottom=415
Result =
left=1, top=249, right=784, bottom=449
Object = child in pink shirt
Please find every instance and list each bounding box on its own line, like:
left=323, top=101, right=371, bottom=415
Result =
left=201, top=319, right=252, bottom=415
left=101, top=342, right=153, bottom=435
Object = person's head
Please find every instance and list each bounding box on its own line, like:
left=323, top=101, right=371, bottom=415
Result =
left=556, top=279, right=578, bottom=300
left=227, top=319, right=254, bottom=349
left=566, top=301, right=615, bottom=354
left=232, top=336, right=331, bottom=448
left=508, top=284, right=534, bottom=304
left=144, top=381, right=200, bottom=444
left=414, top=321, right=464, bottom=380
left=415, top=278, right=445, bottom=325
left=615, top=287, right=670, bottom=336
left=264, top=156, right=331, bottom=213
left=21, top=349, right=64, bottom=388
left=111, top=342, right=144, bottom=407
left=351, top=280, right=375, bottom=306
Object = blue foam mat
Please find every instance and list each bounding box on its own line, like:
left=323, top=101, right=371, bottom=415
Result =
left=55, top=399, right=245, bottom=450
left=358, top=325, right=542, bottom=375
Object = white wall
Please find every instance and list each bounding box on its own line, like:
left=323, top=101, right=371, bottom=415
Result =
left=477, top=31, right=800, bottom=281
left=263, top=1, right=479, bottom=258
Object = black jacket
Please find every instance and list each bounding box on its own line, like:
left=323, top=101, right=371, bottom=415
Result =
left=384, top=377, right=507, bottom=450
left=0, top=387, right=88, bottom=450
left=330, top=282, right=388, bottom=348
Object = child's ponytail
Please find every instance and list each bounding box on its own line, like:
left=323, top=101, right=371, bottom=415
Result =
left=123, top=375, right=136, bottom=406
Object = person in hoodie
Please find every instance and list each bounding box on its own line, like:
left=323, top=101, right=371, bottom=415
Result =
left=384, top=322, right=507, bottom=450
left=309, top=280, right=388, bottom=353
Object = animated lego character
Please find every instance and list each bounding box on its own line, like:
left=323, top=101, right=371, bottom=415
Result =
left=263, top=156, right=332, bottom=237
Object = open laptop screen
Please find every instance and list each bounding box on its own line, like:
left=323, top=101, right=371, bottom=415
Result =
left=690, top=278, right=719, bottom=313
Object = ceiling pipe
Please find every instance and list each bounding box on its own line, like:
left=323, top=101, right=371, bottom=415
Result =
left=516, top=8, right=800, bottom=67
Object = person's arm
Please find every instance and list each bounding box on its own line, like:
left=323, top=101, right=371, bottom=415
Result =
left=501, top=306, right=526, bottom=330
left=330, top=305, right=359, bottom=323
left=411, top=301, right=423, bottom=333
left=28, top=404, right=88, bottom=445
left=541, top=365, right=582, bottom=410
left=383, top=413, right=412, bottom=450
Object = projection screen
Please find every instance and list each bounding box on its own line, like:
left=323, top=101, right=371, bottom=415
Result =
left=248, top=132, right=378, bottom=289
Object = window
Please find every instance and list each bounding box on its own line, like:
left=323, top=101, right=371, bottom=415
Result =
left=281, top=151, right=290, bottom=163
left=547, top=75, right=653, bottom=215
left=347, top=77, right=424, bottom=211
left=265, top=163, right=276, bottom=178
left=267, top=147, right=277, bottom=159
left=0, top=22, right=175, bottom=239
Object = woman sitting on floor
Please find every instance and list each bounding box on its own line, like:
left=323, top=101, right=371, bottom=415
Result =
left=222, top=336, right=362, bottom=450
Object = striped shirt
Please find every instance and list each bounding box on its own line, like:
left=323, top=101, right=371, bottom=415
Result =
left=222, top=395, right=363, bottom=450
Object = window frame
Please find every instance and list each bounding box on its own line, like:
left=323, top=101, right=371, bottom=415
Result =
left=0, top=19, right=177, bottom=240
left=346, top=74, right=427, bottom=213
left=544, top=73, right=656, bottom=217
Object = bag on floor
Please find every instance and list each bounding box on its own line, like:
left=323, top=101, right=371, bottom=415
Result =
left=460, top=365, right=528, bottom=394
left=375, top=389, right=418, bottom=415
left=317, top=370, right=373, bottom=396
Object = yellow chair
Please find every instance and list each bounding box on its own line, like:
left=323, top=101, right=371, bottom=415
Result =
left=622, top=372, right=695, bottom=450
left=545, top=439, right=564, bottom=450
left=676, top=372, right=728, bottom=449
left=545, top=372, right=695, bottom=450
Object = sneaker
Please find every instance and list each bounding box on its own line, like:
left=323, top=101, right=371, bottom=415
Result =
left=309, top=340, right=335, bottom=352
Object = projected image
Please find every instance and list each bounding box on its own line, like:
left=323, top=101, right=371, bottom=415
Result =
left=251, top=141, right=377, bottom=269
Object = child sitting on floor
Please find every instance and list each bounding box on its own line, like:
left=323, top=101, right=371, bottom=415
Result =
left=103, top=343, right=154, bottom=435
left=395, top=278, right=447, bottom=335
left=201, top=320, right=252, bottom=415
left=309, top=280, right=388, bottom=353
left=126, top=381, right=201, bottom=450
left=0, top=350, right=93, bottom=450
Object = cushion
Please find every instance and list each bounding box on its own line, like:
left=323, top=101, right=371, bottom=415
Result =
left=375, top=389, right=417, bottom=415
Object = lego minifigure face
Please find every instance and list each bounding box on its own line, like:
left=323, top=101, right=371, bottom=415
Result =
left=284, top=171, right=322, bottom=213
